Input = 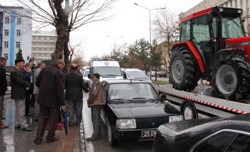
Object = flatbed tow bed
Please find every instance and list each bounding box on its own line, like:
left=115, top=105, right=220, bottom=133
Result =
left=155, top=84, right=250, bottom=119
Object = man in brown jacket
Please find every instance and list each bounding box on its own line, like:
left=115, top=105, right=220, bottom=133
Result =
left=87, top=73, right=106, bottom=141
left=34, top=59, right=65, bottom=145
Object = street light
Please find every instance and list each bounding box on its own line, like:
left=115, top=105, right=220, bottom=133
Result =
left=134, top=3, right=165, bottom=79
left=134, top=3, right=165, bottom=44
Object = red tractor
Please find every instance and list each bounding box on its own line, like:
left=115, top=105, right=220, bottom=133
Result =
left=169, top=7, right=250, bottom=100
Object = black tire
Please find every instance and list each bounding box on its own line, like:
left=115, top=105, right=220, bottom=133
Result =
left=182, top=102, right=197, bottom=120
left=211, top=55, right=250, bottom=100
left=107, top=121, right=118, bottom=146
left=169, top=46, right=200, bottom=91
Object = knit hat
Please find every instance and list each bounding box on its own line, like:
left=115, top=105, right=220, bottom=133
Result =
left=15, top=48, right=25, bottom=64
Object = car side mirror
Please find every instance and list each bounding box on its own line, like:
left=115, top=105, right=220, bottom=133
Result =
left=123, top=73, right=127, bottom=79
left=159, top=94, right=166, bottom=99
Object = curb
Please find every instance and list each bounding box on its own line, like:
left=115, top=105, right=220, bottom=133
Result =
left=80, top=120, right=86, bottom=152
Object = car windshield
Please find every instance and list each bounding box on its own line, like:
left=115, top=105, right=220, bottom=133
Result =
left=93, top=67, right=122, bottom=77
left=108, top=83, right=158, bottom=103
left=126, top=71, right=149, bottom=79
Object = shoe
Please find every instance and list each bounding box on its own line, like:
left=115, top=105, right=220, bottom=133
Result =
left=15, top=125, right=21, bottom=128
left=47, top=137, right=59, bottom=143
left=0, top=124, right=8, bottom=129
left=25, top=114, right=32, bottom=116
left=86, top=136, right=100, bottom=141
left=34, top=138, right=42, bottom=145
left=22, top=127, right=32, bottom=131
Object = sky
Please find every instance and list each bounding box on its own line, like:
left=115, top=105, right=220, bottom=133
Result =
left=0, top=0, right=203, bottom=62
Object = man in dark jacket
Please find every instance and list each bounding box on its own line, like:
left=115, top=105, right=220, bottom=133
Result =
left=10, top=59, right=32, bottom=131
left=21, top=63, right=32, bottom=116
left=34, top=59, right=65, bottom=145
left=65, top=63, right=89, bottom=126
left=0, top=57, right=8, bottom=129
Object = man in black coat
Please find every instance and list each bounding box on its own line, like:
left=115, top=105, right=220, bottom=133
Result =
left=0, top=57, right=8, bottom=129
left=10, top=59, right=32, bottom=131
left=65, top=63, right=89, bottom=126
left=34, top=59, right=65, bottom=145
left=20, top=63, right=32, bottom=116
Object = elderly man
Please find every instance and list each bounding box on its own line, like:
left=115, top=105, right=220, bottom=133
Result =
left=34, top=59, right=65, bottom=145
left=0, top=57, right=8, bottom=129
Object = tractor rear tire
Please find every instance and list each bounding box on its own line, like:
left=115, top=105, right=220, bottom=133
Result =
left=169, top=47, right=200, bottom=91
left=212, top=55, right=250, bottom=100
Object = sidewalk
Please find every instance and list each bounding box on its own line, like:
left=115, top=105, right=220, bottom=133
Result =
left=0, top=92, right=85, bottom=152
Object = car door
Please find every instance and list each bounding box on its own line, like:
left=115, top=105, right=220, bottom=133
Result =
left=191, top=130, right=250, bottom=152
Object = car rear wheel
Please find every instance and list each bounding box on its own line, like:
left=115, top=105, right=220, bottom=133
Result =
left=212, top=55, right=250, bottom=100
left=107, top=121, right=118, bottom=146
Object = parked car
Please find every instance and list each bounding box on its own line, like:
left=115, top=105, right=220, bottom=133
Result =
left=122, top=68, right=151, bottom=82
left=82, top=68, right=90, bottom=88
left=153, top=113, right=250, bottom=152
left=101, top=79, right=183, bottom=146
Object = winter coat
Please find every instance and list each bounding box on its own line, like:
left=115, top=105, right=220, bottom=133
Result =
left=65, top=69, right=89, bottom=101
left=33, top=68, right=41, bottom=95
left=0, top=65, right=7, bottom=95
left=87, top=80, right=106, bottom=107
left=10, top=67, right=30, bottom=99
left=36, top=64, right=65, bottom=108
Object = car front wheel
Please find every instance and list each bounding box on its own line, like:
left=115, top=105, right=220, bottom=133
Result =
left=107, top=121, right=118, bottom=146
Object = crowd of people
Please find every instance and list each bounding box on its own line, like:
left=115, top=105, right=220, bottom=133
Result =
left=0, top=56, right=106, bottom=145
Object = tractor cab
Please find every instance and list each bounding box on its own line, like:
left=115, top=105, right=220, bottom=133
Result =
left=179, top=7, right=245, bottom=69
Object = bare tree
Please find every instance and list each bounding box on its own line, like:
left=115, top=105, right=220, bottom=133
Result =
left=153, top=8, right=179, bottom=58
left=17, top=0, right=117, bottom=64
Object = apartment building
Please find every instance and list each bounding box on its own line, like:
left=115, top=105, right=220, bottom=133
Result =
left=180, top=0, right=250, bottom=32
left=32, top=31, right=57, bottom=64
left=0, top=6, right=32, bottom=66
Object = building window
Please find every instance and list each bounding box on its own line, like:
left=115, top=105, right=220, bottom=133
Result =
left=16, top=42, right=21, bottom=48
left=4, top=54, right=8, bottom=60
left=5, top=17, right=9, bottom=24
left=17, top=30, right=21, bottom=36
left=4, top=30, right=9, bottom=36
left=4, top=41, right=8, bottom=48
left=17, top=18, right=21, bottom=24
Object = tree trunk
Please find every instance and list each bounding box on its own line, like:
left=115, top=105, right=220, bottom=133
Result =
left=51, top=0, right=69, bottom=63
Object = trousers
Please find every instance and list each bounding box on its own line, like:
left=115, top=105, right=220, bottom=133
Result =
left=15, top=99, right=29, bottom=128
left=35, top=104, right=59, bottom=141
left=0, top=96, right=4, bottom=125
left=91, top=106, right=103, bottom=138
left=67, top=99, right=83, bottom=125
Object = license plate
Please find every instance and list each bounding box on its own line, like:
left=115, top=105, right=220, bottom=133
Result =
left=141, top=130, right=156, bottom=138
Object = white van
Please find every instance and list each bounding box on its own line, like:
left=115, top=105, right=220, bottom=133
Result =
left=89, top=60, right=123, bottom=81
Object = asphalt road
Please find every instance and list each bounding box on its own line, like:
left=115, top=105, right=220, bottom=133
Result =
left=82, top=93, right=153, bottom=152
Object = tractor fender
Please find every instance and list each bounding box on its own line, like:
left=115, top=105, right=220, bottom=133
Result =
left=172, top=41, right=205, bottom=73
left=210, top=48, right=247, bottom=70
